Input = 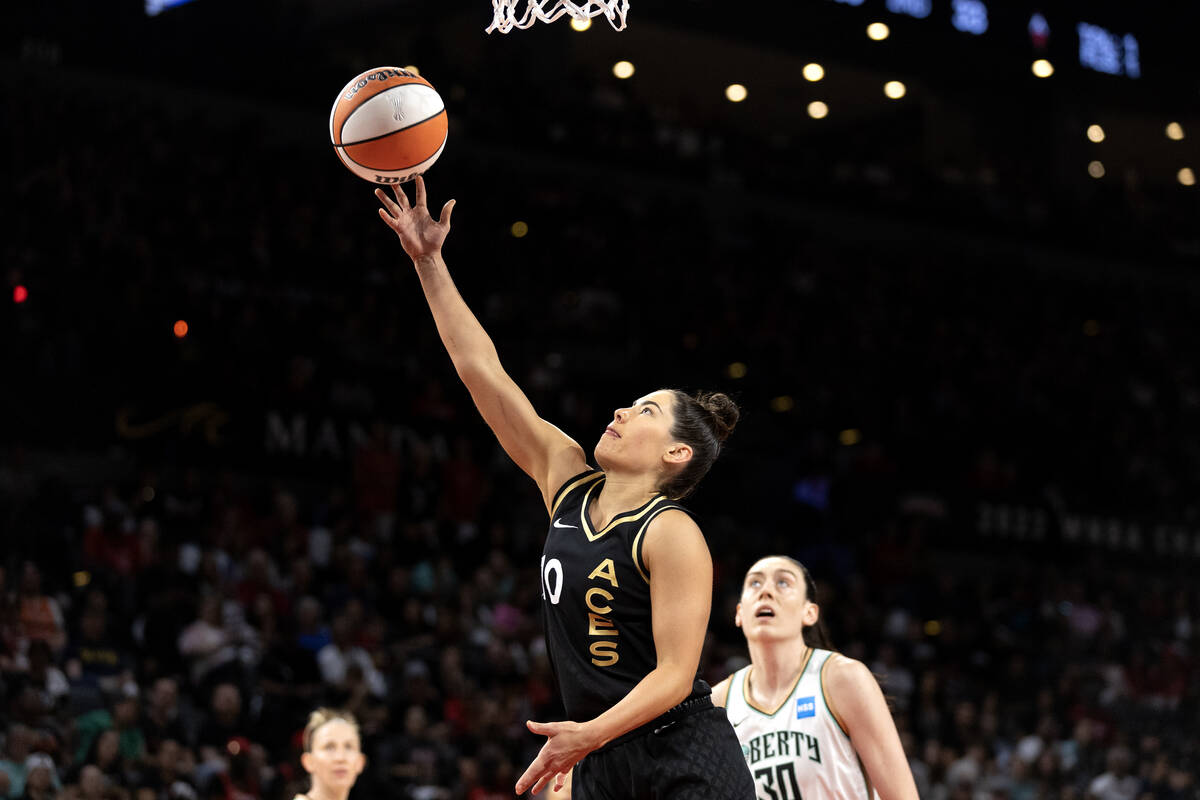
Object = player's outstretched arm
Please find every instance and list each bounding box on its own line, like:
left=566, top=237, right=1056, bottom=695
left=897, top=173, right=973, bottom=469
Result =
left=376, top=178, right=587, bottom=507
left=824, top=656, right=920, bottom=800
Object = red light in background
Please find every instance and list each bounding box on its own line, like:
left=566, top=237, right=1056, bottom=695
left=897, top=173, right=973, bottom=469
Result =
left=13, top=286, right=28, bottom=304
left=174, top=319, right=189, bottom=338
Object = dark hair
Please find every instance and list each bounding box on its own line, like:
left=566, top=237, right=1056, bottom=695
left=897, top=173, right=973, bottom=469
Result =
left=749, top=555, right=833, bottom=650
left=659, top=391, right=739, bottom=500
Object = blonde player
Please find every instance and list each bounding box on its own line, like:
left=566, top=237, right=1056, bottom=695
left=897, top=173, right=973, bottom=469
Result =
left=712, top=556, right=919, bottom=800
left=296, top=709, right=366, bottom=800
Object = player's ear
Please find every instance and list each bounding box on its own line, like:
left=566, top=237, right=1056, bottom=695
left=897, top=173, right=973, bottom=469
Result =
left=734, top=602, right=744, bottom=629
left=802, top=602, right=820, bottom=627
left=300, top=752, right=313, bottom=774
left=664, top=443, right=693, bottom=465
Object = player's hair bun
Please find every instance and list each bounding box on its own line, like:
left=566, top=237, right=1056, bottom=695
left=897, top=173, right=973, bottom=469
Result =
left=696, top=392, right=739, bottom=443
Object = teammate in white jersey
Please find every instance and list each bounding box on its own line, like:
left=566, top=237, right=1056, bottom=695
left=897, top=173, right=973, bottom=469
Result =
left=712, top=556, right=919, bottom=800
left=294, top=709, right=366, bottom=800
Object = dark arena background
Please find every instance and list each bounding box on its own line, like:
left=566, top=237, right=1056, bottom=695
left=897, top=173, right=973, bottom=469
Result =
left=3, top=0, right=1200, bottom=798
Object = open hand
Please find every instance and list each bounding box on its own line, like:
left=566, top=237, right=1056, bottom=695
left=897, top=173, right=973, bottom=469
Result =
left=375, top=176, right=456, bottom=261
left=515, top=720, right=595, bottom=796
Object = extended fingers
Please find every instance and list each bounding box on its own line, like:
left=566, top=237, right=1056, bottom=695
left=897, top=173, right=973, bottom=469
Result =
left=374, top=187, right=405, bottom=218
left=414, top=175, right=428, bottom=208
left=530, top=773, right=553, bottom=795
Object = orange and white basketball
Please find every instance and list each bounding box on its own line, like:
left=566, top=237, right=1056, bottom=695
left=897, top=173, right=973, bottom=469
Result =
left=329, top=67, right=448, bottom=184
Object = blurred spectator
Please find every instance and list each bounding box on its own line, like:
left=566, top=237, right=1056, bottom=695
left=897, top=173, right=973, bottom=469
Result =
left=195, top=685, right=249, bottom=765
left=65, top=608, right=133, bottom=696
left=16, top=565, right=65, bottom=655
left=1088, top=746, right=1140, bottom=800
left=20, top=753, right=58, bottom=800
left=316, top=617, right=386, bottom=699
left=141, top=679, right=189, bottom=753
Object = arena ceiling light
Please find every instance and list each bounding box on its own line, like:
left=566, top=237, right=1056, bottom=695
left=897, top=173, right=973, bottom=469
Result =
left=807, top=101, right=829, bottom=119
left=803, top=63, right=825, bottom=82
left=612, top=61, right=635, bottom=79
left=1166, top=122, right=1185, bottom=141
left=726, top=84, right=748, bottom=102
left=1031, top=59, right=1054, bottom=78
left=867, top=22, right=890, bottom=40
left=884, top=81, right=907, bottom=99
left=1087, top=124, right=1106, bottom=143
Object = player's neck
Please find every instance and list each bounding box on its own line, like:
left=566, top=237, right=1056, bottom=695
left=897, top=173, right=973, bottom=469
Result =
left=591, top=470, right=659, bottom=526
left=305, top=784, right=349, bottom=800
left=747, top=639, right=811, bottom=702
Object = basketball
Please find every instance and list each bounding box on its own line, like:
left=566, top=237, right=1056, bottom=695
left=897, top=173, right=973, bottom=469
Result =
left=329, top=66, right=448, bottom=184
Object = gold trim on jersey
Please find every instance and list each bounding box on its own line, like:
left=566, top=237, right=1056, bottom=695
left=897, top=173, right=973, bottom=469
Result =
left=580, top=481, right=669, bottom=542
left=742, top=646, right=815, bottom=716
left=819, top=652, right=852, bottom=739
left=550, top=471, right=604, bottom=518
left=630, top=514, right=654, bottom=583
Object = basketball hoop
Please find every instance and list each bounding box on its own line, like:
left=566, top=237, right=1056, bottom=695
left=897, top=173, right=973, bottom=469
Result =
left=486, top=0, right=629, bottom=33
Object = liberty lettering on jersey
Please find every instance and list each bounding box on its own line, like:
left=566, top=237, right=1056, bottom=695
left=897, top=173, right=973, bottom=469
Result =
left=743, top=731, right=822, bottom=766
left=587, top=558, right=620, bottom=666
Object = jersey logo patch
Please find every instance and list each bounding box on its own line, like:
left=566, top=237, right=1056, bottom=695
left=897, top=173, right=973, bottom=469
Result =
left=796, top=697, right=816, bottom=719
left=553, top=518, right=578, bottom=529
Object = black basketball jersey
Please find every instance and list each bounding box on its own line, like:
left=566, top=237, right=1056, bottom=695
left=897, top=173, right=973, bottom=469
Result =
left=540, top=469, right=709, bottom=722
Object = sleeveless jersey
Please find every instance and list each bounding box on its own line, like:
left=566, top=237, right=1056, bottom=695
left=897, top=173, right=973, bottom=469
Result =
left=541, top=469, right=708, bottom=721
left=724, top=649, right=878, bottom=800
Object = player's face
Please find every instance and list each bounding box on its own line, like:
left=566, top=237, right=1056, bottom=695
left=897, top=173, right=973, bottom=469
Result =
left=735, top=557, right=818, bottom=643
left=594, top=389, right=682, bottom=473
left=301, top=720, right=365, bottom=793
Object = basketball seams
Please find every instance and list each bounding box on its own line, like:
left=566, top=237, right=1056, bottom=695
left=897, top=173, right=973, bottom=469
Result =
left=338, top=127, right=448, bottom=171
left=330, top=71, right=432, bottom=146
left=340, top=108, right=447, bottom=147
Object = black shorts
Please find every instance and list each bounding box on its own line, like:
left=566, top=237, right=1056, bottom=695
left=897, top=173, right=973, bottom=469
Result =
left=573, top=699, right=756, bottom=800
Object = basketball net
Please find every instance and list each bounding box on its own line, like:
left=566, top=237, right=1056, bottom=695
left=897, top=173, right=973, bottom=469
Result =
left=486, top=0, right=629, bottom=33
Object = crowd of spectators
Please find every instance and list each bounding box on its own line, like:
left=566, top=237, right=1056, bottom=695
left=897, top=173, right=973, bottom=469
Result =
left=3, top=23, right=1200, bottom=800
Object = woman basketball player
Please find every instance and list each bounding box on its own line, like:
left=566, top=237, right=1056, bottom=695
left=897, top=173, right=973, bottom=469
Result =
left=376, top=178, right=755, bottom=799
left=712, top=556, right=919, bottom=800
left=296, top=709, right=366, bottom=800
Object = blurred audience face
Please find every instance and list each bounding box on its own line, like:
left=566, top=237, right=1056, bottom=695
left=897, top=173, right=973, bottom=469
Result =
left=150, top=678, right=179, bottom=716
left=20, top=562, right=43, bottom=595
left=95, top=729, right=120, bottom=769
left=80, top=765, right=106, bottom=800
left=25, top=759, right=54, bottom=793
left=5, top=725, right=33, bottom=760
left=158, top=740, right=182, bottom=777
left=211, top=683, right=241, bottom=722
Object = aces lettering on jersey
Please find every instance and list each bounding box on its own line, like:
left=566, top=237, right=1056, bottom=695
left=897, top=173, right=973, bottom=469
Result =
left=586, top=558, right=620, bottom=667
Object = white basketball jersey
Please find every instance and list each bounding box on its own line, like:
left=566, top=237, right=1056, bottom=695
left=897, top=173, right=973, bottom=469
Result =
left=724, top=649, right=877, bottom=800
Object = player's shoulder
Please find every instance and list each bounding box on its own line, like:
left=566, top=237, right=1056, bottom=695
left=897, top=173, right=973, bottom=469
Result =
left=820, top=651, right=884, bottom=719
left=642, top=507, right=707, bottom=558
left=820, top=651, right=872, bottom=686
left=711, top=675, right=733, bottom=708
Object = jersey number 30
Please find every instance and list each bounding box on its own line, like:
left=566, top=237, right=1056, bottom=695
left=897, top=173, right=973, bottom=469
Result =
left=754, top=763, right=802, bottom=800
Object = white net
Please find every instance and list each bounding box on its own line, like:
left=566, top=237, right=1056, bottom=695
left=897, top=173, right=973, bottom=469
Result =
left=486, top=0, right=629, bottom=33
